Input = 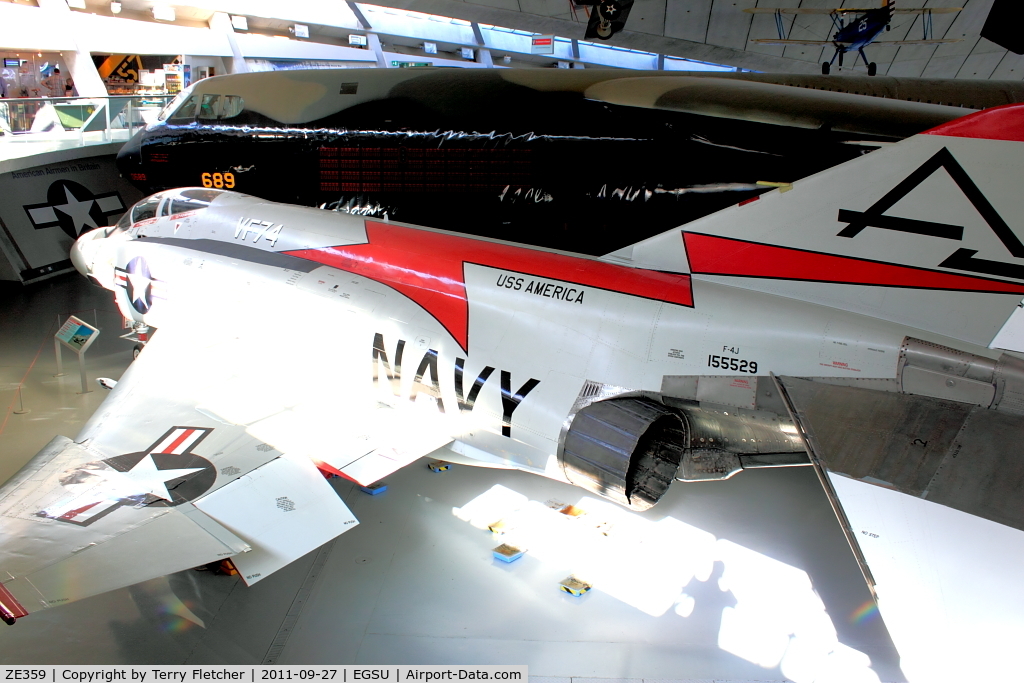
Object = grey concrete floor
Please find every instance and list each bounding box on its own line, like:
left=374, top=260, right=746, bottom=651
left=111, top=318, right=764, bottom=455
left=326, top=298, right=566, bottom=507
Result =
left=0, top=273, right=906, bottom=682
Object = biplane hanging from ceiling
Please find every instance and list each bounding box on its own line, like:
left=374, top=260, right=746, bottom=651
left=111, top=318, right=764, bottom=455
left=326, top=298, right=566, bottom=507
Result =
left=746, top=1, right=962, bottom=76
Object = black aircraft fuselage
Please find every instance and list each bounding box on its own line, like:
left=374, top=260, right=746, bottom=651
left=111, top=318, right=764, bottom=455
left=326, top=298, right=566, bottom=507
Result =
left=118, top=69, right=1018, bottom=255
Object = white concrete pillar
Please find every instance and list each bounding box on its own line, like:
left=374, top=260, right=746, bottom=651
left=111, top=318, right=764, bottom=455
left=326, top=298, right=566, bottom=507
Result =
left=471, top=23, right=493, bottom=68
left=208, top=12, right=249, bottom=74
left=366, top=34, right=388, bottom=68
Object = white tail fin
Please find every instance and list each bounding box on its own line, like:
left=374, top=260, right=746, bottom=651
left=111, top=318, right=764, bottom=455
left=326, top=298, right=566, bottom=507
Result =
left=620, top=104, right=1024, bottom=349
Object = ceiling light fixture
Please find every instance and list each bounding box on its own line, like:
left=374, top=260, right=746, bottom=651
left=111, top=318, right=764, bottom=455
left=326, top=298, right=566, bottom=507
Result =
left=152, top=5, right=175, bottom=21
left=110, top=1, right=121, bottom=14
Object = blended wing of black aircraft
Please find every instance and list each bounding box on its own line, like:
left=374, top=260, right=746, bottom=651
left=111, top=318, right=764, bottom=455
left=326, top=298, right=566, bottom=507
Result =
left=116, top=68, right=1024, bottom=257
left=748, top=1, right=962, bottom=76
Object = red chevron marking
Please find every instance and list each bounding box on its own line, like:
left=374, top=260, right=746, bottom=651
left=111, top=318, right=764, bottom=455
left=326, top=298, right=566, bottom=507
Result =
left=684, top=233, right=1024, bottom=294
left=286, top=221, right=693, bottom=352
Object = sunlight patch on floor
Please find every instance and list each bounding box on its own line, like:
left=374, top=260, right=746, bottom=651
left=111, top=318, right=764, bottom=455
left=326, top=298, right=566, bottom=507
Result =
left=454, top=484, right=881, bottom=683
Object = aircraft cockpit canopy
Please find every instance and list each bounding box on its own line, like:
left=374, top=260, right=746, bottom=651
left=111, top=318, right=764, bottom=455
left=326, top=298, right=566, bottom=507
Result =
left=157, top=83, right=195, bottom=122
left=107, top=188, right=226, bottom=236
left=162, top=88, right=245, bottom=123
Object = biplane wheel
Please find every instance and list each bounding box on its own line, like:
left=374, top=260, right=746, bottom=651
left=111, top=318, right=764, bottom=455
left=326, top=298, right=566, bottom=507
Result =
left=868, top=62, right=877, bottom=76
left=133, top=344, right=143, bottom=360
left=822, top=62, right=831, bottom=75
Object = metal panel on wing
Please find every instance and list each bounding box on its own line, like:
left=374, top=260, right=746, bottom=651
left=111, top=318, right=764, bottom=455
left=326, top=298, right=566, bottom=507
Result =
left=776, top=375, right=1024, bottom=533
left=193, top=452, right=358, bottom=585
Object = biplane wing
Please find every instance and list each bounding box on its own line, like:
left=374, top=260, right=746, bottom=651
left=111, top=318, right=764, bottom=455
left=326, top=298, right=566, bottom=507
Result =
left=744, top=7, right=961, bottom=14
left=752, top=38, right=961, bottom=45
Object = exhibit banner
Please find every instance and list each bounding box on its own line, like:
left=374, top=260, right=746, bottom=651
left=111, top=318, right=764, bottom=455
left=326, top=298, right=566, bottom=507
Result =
left=0, top=152, right=142, bottom=283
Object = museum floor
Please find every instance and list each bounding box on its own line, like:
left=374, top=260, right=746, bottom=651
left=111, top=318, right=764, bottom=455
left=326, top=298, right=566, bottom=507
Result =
left=0, top=273, right=905, bottom=682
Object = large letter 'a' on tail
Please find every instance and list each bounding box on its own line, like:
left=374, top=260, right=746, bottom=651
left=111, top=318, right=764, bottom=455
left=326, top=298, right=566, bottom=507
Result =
left=618, top=103, right=1024, bottom=350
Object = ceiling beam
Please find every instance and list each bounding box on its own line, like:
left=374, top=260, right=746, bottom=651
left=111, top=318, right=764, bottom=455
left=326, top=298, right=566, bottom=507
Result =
left=369, top=0, right=822, bottom=73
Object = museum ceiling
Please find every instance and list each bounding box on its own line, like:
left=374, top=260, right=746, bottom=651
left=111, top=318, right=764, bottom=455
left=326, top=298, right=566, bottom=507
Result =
left=69, top=0, right=1024, bottom=79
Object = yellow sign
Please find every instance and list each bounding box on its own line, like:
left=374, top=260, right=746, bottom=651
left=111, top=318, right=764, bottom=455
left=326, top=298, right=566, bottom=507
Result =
left=98, top=55, right=144, bottom=82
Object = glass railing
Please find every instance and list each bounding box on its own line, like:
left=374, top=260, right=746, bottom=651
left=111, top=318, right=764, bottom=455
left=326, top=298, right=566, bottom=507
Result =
left=0, top=94, right=173, bottom=159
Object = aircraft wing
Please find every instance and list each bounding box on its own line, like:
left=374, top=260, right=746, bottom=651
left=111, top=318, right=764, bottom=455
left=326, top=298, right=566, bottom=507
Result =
left=890, top=7, right=962, bottom=13
left=751, top=38, right=960, bottom=45
left=0, top=430, right=250, bottom=622
left=745, top=7, right=961, bottom=14
left=774, top=375, right=1024, bottom=682
left=869, top=39, right=962, bottom=45
left=583, top=75, right=970, bottom=139
left=745, top=8, right=862, bottom=14
left=750, top=39, right=837, bottom=46
left=0, top=306, right=451, bottom=620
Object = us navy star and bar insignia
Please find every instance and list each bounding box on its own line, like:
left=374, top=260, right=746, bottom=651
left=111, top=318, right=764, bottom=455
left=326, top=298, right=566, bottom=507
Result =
left=114, top=255, right=168, bottom=314
left=36, top=427, right=216, bottom=527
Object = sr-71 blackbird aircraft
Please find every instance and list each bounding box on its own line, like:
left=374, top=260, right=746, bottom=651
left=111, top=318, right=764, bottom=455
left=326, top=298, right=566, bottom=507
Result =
left=116, top=67, right=1024, bottom=255
left=3, top=104, right=1024, bottom=681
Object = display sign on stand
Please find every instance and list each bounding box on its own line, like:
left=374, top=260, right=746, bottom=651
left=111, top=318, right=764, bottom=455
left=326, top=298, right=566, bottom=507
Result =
left=54, top=315, right=100, bottom=394
left=531, top=36, right=555, bottom=55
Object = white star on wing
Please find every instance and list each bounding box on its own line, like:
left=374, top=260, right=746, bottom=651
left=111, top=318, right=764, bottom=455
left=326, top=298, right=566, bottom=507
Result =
left=126, top=269, right=152, bottom=299
left=110, top=454, right=205, bottom=501
left=52, top=186, right=98, bottom=235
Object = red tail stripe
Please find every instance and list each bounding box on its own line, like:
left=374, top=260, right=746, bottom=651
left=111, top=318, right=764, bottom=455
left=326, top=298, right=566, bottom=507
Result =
left=684, top=233, right=1024, bottom=294
left=922, top=103, right=1024, bottom=143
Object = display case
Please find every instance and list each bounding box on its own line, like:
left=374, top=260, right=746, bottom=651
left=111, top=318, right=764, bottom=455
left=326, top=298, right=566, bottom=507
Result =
left=163, top=63, right=183, bottom=95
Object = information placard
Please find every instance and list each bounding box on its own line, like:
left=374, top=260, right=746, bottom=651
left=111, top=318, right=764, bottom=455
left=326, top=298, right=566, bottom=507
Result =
left=56, top=315, right=99, bottom=352
left=54, top=315, right=101, bottom=393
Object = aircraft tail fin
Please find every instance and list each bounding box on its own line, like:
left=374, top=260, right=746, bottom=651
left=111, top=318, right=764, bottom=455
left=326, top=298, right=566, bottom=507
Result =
left=617, top=104, right=1024, bottom=349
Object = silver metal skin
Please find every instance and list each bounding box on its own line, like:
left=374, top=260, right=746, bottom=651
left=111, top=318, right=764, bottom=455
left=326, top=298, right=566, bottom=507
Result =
left=898, top=336, right=1024, bottom=414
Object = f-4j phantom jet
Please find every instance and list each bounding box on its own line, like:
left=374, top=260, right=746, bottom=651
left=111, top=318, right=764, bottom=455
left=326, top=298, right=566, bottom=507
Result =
left=4, top=104, right=1024, bottom=681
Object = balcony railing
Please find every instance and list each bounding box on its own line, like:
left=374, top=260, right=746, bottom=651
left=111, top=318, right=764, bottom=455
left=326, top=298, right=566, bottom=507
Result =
left=0, top=95, right=173, bottom=160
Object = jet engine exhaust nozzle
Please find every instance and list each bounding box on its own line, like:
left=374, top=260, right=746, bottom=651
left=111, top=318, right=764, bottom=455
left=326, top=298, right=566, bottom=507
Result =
left=560, top=397, right=685, bottom=511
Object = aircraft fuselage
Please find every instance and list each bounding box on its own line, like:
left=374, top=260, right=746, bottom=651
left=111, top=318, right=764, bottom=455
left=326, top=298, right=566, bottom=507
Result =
left=75, top=189, right=942, bottom=488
